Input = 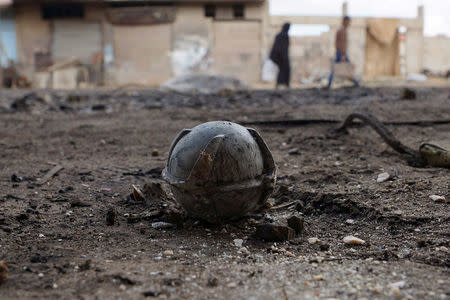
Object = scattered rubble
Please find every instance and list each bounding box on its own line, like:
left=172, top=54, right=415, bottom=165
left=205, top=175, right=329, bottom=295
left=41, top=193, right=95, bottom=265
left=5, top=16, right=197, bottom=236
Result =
left=376, top=172, right=391, bottom=183
left=132, top=185, right=146, bottom=201
left=0, top=261, right=8, bottom=285
left=343, top=235, right=366, bottom=245
left=36, top=165, right=64, bottom=186
left=287, top=215, right=304, bottom=234
left=160, top=74, right=247, bottom=94
left=106, top=207, right=118, bottom=226
left=307, top=237, right=320, bottom=245
left=402, top=88, right=416, bottom=100
left=255, top=224, right=294, bottom=242
left=151, top=222, right=175, bottom=229
left=288, top=148, right=300, bottom=155
left=233, top=239, right=244, bottom=247
left=312, top=275, right=325, bottom=281
left=207, top=277, right=218, bottom=287
left=429, top=195, right=446, bottom=203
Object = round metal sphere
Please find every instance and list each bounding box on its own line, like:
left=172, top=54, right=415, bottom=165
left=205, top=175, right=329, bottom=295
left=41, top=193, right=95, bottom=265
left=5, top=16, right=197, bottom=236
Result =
left=163, top=121, right=276, bottom=223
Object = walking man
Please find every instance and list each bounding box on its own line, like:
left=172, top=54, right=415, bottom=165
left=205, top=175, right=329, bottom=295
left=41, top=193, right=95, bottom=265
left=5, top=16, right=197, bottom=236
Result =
left=327, top=16, right=360, bottom=88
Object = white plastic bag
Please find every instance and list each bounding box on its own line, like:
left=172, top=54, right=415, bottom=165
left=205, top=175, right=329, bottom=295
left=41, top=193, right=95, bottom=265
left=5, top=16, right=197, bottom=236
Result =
left=262, top=59, right=278, bottom=82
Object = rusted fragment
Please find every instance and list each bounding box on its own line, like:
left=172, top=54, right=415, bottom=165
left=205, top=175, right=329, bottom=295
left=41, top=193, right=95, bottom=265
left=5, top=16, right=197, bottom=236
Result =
left=255, top=224, right=294, bottom=242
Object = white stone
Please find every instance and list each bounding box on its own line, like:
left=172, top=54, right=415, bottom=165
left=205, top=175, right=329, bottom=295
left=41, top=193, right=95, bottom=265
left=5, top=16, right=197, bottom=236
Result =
left=151, top=222, right=174, bottom=229
left=308, top=237, right=320, bottom=245
left=238, top=247, right=250, bottom=255
left=285, top=251, right=295, bottom=257
left=389, top=281, right=406, bottom=289
left=343, top=235, right=366, bottom=245
left=233, top=239, right=244, bottom=247
left=313, top=274, right=325, bottom=281
left=429, top=195, right=446, bottom=203
left=376, top=172, right=390, bottom=183
left=163, top=250, right=174, bottom=256
left=345, top=219, right=355, bottom=224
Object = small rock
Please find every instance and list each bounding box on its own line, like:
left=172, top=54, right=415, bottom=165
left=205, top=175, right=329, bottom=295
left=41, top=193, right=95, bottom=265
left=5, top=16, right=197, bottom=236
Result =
left=238, top=247, right=250, bottom=255
left=106, top=207, right=117, bottom=226
left=255, top=224, right=295, bottom=242
left=163, top=250, right=174, bottom=256
left=307, top=237, right=320, bottom=245
left=38, top=233, right=45, bottom=238
left=233, top=239, right=244, bottom=247
left=429, top=195, right=446, bottom=203
left=371, top=284, right=383, bottom=294
left=345, top=219, right=355, bottom=224
left=0, top=261, right=8, bottom=285
left=70, top=200, right=91, bottom=208
left=402, top=88, right=416, bottom=100
left=142, top=290, right=161, bottom=297
left=132, top=185, right=146, bottom=201
left=285, top=251, right=295, bottom=257
left=151, top=222, right=175, bottom=229
left=390, top=286, right=401, bottom=296
left=207, top=277, right=218, bottom=287
left=417, top=240, right=427, bottom=248
left=313, top=274, right=325, bottom=281
left=151, top=150, right=159, bottom=157
left=389, top=281, right=406, bottom=289
left=11, top=174, right=23, bottom=182
left=376, top=172, right=390, bottom=183
left=343, top=235, right=366, bottom=245
left=163, top=277, right=183, bottom=286
left=287, top=215, right=304, bottom=234
left=288, top=148, right=299, bottom=155
left=319, top=242, right=330, bottom=251
left=227, top=282, right=237, bottom=288
left=79, top=259, right=91, bottom=271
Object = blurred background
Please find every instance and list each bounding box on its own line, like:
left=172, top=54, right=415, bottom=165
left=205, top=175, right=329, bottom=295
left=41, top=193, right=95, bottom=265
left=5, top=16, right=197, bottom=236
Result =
left=0, top=0, right=449, bottom=89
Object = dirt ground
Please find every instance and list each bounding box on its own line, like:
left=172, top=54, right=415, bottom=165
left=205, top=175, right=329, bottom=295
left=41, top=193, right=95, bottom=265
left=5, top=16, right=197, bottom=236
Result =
left=0, top=86, right=449, bottom=299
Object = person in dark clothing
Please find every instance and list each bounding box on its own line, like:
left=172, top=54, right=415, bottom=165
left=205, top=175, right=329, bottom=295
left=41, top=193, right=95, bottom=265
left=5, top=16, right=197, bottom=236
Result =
left=270, top=23, right=291, bottom=88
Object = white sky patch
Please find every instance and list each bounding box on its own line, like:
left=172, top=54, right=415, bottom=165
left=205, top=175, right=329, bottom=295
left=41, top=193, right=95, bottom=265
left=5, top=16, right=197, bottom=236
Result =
left=269, top=0, right=450, bottom=37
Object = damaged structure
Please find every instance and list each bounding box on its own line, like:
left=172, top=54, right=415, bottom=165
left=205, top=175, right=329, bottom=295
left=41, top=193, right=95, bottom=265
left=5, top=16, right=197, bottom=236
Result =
left=0, top=0, right=448, bottom=87
left=3, top=0, right=269, bottom=88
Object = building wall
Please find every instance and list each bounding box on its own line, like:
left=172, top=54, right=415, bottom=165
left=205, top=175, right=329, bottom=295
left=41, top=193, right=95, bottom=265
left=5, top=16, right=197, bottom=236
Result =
left=171, top=4, right=213, bottom=77
left=14, top=3, right=50, bottom=78
left=405, top=28, right=423, bottom=74
left=270, top=8, right=424, bottom=81
left=213, top=20, right=261, bottom=83
left=423, top=36, right=450, bottom=73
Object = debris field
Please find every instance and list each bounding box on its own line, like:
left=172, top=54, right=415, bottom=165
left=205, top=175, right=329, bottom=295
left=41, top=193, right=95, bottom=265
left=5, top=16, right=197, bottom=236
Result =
left=0, top=86, right=449, bottom=299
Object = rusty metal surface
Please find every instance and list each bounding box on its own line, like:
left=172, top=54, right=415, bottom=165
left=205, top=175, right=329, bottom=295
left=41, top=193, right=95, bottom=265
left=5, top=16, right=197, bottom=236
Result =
left=163, top=121, right=277, bottom=223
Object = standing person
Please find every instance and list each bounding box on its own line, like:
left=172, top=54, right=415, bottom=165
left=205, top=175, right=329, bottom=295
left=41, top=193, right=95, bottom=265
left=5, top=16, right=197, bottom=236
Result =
left=327, top=16, right=360, bottom=88
left=270, top=23, right=291, bottom=89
